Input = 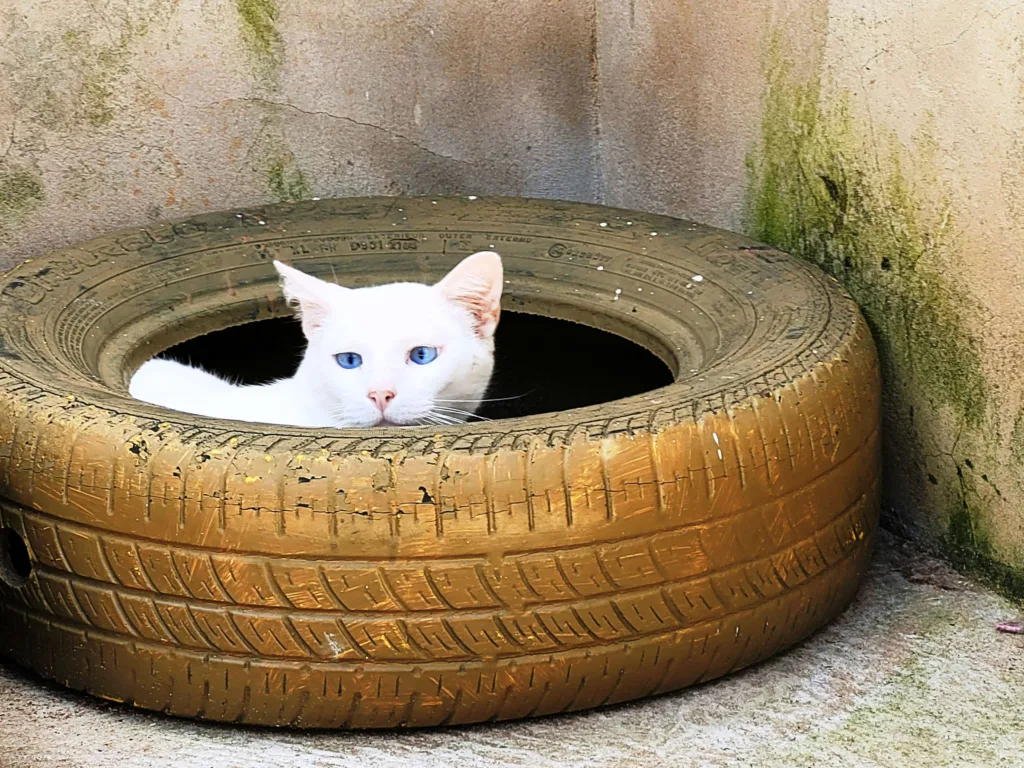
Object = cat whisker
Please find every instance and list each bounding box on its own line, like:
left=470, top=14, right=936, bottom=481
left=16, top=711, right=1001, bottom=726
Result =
left=424, top=409, right=468, bottom=425
left=432, top=406, right=491, bottom=422
left=427, top=413, right=462, bottom=425
left=434, top=391, right=533, bottom=404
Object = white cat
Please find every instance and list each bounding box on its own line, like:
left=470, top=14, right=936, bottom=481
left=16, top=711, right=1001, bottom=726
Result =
left=129, top=251, right=503, bottom=428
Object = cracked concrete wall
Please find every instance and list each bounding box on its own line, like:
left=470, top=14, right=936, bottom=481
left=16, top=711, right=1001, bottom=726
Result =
left=597, top=0, right=1024, bottom=594
left=0, top=0, right=598, bottom=266
left=2, top=0, right=1024, bottom=591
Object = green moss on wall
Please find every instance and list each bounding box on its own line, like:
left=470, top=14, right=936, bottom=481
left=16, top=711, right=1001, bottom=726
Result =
left=0, top=167, right=45, bottom=236
left=746, top=35, right=1024, bottom=601
left=4, top=4, right=177, bottom=133
left=941, top=458, right=1024, bottom=600
left=944, top=487, right=1024, bottom=600
left=1011, top=408, right=1024, bottom=464
left=746, top=37, right=987, bottom=428
left=81, top=79, right=115, bottom=127
left=945, top=464, right=990, bottom=556
left=235, top=0, right=282, bottom=81
left=266, top=156, right=311, bottom=201
left=54, top=18, right=153, bottom=128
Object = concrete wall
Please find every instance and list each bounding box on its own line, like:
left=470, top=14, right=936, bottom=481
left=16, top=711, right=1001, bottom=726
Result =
left=0, top=0, right=598, bottom=264
left=1, top=0, right=1022, bottom=593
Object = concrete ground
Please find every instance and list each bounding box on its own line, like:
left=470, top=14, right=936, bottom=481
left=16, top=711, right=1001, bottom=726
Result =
left=0, top=531, right=1021, bottom=768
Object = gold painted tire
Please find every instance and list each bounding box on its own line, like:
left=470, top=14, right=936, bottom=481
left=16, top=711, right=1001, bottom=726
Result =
left=0, top=197, right=881, bottom=728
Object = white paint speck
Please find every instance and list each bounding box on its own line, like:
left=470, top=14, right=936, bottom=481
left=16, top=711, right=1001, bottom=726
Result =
left=626, top=221, right=633, bottom=225
left=597, top=266, right=604, bottom=270
left=325, top=633, right=345, bottom=657
left=257, top=220, right=266, bottom=225
left=717, top=449, right=724, bottom=460
left=615, top=288, right=622, bottom=294
left=692, top=275, right=704, bottom=282
left=599, top=222, right=608, bottom=227
left=467, top=195, right=478, bottom=200
left=312, top=196, right=321, bottom=201
left=650, top=231, right=658, bottom=236
left=431, top=200, right=437, bottom=204
left=713, top=432, right=720, bottom=445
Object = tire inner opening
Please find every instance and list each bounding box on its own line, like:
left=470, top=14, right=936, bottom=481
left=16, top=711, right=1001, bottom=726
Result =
left=159, top=312, right=674, bottom=421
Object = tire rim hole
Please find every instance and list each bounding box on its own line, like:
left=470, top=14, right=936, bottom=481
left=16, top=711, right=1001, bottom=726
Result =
left=0, top=528, right=32, bottom=588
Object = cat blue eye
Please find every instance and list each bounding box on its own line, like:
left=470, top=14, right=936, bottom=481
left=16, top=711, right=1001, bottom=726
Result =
left=335, top=352, right=362, bottom=369
left=409, top=346, right=438, bottom=365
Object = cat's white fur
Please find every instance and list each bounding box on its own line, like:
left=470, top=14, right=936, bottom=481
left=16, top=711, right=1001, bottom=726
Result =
left=129, top=252, right=503, bottom=428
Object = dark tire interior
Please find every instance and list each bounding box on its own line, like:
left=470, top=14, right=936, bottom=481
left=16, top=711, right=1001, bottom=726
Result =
left=161, top=312, right=674, bottom=421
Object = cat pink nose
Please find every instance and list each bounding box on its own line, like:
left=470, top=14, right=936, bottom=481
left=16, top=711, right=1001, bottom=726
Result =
left=367, top=390, right=395, bottom=412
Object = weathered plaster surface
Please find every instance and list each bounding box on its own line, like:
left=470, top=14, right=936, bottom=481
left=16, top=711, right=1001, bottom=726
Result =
left=1, top=0, right=1023, bottom=587
left=0, top=0, right=598, bottom=265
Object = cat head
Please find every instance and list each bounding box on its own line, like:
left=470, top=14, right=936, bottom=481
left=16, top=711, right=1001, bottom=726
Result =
left=273, top=252, right=503, bottom=427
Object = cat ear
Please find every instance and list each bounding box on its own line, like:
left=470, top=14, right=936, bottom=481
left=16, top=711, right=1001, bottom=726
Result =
left=435, top=251, right=503, bottom=339
left=273, top=260, right=346, bottom=337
